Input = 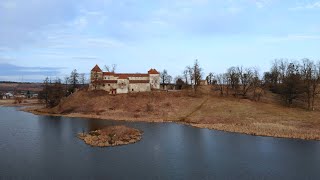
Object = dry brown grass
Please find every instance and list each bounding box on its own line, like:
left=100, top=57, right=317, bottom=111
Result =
left=0, top=99, right=39, bottom=107
left=186, top=96, right=320, bottom=140
left=49, top=89, right=205, bottom=122
left=99, top=125, right=141, bottom=137
left=78, top=125, right=142, bottom=147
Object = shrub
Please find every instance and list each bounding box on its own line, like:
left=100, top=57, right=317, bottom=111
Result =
left=14, top=97, right=23, bottom=104
left=146, top=103, right=154, bottom=112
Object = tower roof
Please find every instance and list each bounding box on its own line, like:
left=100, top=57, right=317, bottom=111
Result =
left=91, top=64, right=102, bottom=72
left=148, top=69, right=160, bottom=74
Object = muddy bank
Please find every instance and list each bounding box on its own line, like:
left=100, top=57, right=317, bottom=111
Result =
left=78, top=125, right=142, bottom=147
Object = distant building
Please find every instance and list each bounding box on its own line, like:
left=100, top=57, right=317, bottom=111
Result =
left=3, top=92, right=14, bottom=99
left=89, top=65, right=161, bottom=94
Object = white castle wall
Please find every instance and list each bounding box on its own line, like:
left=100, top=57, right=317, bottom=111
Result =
left=128, top=83, right=151, bottom=92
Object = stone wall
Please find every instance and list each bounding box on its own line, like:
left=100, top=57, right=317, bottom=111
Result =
left=149, top=74, right=160, bottom=90
left=116, top=79, right=129, bottom=94
left=128, top=76, right=149, bottom=80
left=128, top=83, right=151, bottom=93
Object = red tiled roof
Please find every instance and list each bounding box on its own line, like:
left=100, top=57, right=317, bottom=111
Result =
left=103, top=72, right=115, bottom=75
left=102, top=73, right=149, bottom=78
left=148, top=69, right=160, bottom=74
left=91, top=65, right=102, bottom=72
left=116, top=73, right=149, bottom=77
left=129, top=80, right=150, bottom=83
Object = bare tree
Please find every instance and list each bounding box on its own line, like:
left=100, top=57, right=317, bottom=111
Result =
left=105, top=64, right=117, bottom=73
left=175, top=76, right=185, bottom=90
left=281, top=62, right=304, bottom=106
left=252, top=68, right=262, bottom=101
left=301, top=59, right=320, bottom=110
left=311, top=62, right=320, bottom=110
left=215, top=74, right=225, bottom=96
left=226, top=67, right=240, bottom=96
left=186, top=66, right=194, bottom=86
left=207, top=72, right=214, bottom=85
left=193, top=59, right=203, bottom=92
left=160, top=70, right=172, bottom=89
left=183, top=69, right=189, bottom=85
left=64, top=76, right=69, bottom=95
left=237, top=66, right=255, bottom=97
left=79, top=73, right=86, bottom=86
left=39, top=78, right=65, bottom=108
left=69, top=69, right=79, bottom=93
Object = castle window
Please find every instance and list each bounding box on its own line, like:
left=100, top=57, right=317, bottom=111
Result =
left=108, top=84, right=110, bottom=86
left=103, top=84, right=105, bottom=87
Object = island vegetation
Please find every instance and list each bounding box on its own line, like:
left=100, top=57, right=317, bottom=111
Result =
left=78, top=125, right=142, bottom=147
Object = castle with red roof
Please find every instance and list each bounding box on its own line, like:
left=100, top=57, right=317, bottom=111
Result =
left=90, top=65, right=160, bottom=94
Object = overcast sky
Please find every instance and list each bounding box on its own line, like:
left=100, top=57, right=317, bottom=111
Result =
left=1, top=0, right=320, bottom=82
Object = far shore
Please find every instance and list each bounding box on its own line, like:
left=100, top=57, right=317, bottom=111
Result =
left=2, top=90, right=320, bottom=141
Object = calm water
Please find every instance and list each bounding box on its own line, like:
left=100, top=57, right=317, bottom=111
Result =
left=0, top=107, right=319, bottom=179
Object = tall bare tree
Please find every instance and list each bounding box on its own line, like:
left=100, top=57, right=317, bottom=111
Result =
left=69, top=69, right=79, bottom=93
left=186, top=66, right=194, bottom=86
left=301, top=59, right=320, bottom=110
left=215, top=74, right=225, bottom=96
left=160, top=70, right=172, bottom=89
left=207, top=72, right=214, bottom=85
left=226, top=67, right=240, bottom=96
left=193, top=59, right=203, bottom=92
left=79, top=73, right=86, bottom=86
left=237, top=66, right=255, bottom=97
left=105, top=64, right=117, bottom=73
left=183, top=69, right=189, bottom=85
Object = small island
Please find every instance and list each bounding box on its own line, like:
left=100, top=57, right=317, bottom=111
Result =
left=78, top=125, right=143, bottom=147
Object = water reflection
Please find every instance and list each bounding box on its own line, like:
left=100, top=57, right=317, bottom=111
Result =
left=0, top=107, right=319, bottom=179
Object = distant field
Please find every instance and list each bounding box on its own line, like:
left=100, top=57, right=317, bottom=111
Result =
left=0, top=82, right=43, bottom=92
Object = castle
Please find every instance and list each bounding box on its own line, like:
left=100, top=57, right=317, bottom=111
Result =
left=90, top=65, right=160, bottom=94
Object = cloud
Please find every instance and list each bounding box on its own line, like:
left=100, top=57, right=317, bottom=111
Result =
left=0, top=63, right=64, bottom=77
left=260, top=34, right=320, bottom=43
left=289, top=1, right=320, bottom=11
left=253, top=0, right=271, bottom=8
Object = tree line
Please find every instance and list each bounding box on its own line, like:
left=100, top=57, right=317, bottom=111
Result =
left=161, top=58, right=320, bottom=110
left=38, top=69, right=87, bottom=107
left=264, top=59, right=320, bottom=110
left=161, top=59, right=203, bottom=92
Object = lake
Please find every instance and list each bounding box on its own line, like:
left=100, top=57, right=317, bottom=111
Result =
left=0, top=107, right=319, bottom=179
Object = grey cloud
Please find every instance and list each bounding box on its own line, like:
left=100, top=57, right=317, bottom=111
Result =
left=0, top=63, right=64, bottom=76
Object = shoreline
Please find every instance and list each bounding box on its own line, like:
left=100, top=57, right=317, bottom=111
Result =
left=20, top=105, right=320, bottom=141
